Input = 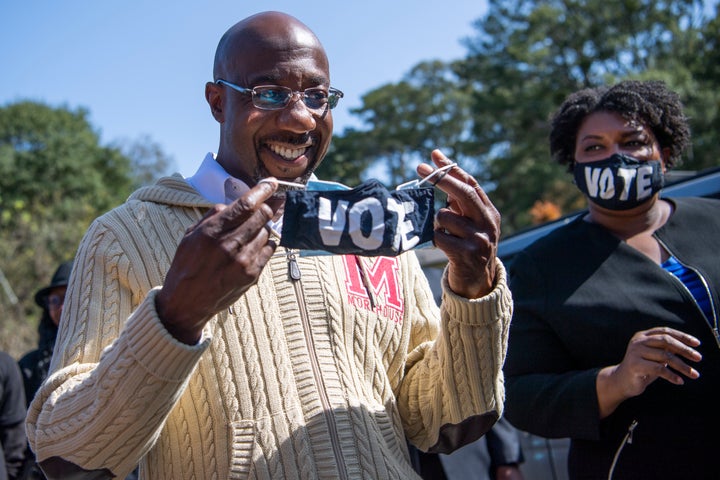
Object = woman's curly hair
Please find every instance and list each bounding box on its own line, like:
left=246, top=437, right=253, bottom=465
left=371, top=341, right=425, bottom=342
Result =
left=549, top=80, right=691, bottom=172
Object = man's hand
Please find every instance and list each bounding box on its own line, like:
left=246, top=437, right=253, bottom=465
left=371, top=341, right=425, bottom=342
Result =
left=417, top=149, right=501, bottom=299
left=156, top=180, right=282, bottom=344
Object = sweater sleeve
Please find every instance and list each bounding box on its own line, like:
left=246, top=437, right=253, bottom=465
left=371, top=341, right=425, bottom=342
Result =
left=25, top=215, right=210, bottom=478
left=398, top=258, right=512, bottom=453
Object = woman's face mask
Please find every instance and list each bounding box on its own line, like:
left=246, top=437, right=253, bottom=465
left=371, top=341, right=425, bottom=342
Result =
left=573, top=153, right=664, bottom=210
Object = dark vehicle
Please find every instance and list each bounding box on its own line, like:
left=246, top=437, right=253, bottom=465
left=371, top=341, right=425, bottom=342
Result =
left=416, top=165, right=720, bottom=480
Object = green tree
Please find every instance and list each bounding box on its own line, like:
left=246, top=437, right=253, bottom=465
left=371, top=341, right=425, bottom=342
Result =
left=335, top=61, right=474, bottom=187
left=115, top=134, right=176, bottom=190
left=0, top=101, right=132, bottom=295
left=457, top=0, right=709, bottom=231
left=0, top=100, right=170, bottom=356
left=315, top=128, right=371, bottom=186
left=662, top=1, right=720, bottom=172
left=331, top=0, right=715, bottom=233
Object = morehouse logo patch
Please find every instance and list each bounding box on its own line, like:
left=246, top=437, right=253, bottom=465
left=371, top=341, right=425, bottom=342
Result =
left=342, top=256, right=404, bottom=324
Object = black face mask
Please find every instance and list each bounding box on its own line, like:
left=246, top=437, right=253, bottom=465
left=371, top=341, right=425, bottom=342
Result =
left=573, top=153, right=665, bottom=210
left=280, top=178, right=435, bottom=256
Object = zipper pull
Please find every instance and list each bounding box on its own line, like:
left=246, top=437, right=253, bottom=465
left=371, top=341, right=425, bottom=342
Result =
left=627, top=419, right=638, bottom=444
left=608, top=419, right=639, bottom=480
left=287, top=250, right=301, bottom=281
left=356, top=256, right=376, bottom=310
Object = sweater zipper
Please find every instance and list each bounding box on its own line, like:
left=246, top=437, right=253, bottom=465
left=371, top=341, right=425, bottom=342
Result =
left=607, top=419, right=638, bottom=480
left=355, top=256, right=376, bottom=310
left=655, top=238, right=720, bottom=348
left=285, top=249, right=349, bottom=480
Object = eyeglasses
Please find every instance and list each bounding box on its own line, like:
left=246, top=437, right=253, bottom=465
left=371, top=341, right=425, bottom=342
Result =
left=216, top=79, right=343, bottom=113
left=48, top=294, right=65, bottom=308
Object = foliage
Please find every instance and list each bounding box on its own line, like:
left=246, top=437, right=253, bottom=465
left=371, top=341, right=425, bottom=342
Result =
left=658, top=1, right=720, bottom=172
left=529, top=200, right=562, bottom=225
left=456, top=0, right=707, bottom=232
left=333, top=61, right=476, bottom=187
left=115, top=134, right=176, bottom=190
left=315, top=127, right=373, bottom=186
left=331, top=0, right=718, bottom=234
left=0, top=101, right=130, bottom=310
left=0, top=101, right=172, bottom=356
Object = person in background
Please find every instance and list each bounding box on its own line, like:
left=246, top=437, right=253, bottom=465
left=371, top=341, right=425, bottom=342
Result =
left=503, top=80, right=720, bottom=479
left=0, top=350, right=26, bottom=480
left=17, top=261, right=72, bottom=480
left=19, top=261, right=72, bottom=410
left=439, top=417, right=524, bottom=480
left=26, top=11, right=512, bottom=479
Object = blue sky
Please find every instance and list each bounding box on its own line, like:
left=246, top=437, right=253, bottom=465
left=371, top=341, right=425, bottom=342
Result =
left=1, top=0, right=488, bottom=177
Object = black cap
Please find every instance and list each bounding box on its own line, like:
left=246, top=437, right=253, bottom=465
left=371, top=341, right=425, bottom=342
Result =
left=35, top=261, right=73, bottom=307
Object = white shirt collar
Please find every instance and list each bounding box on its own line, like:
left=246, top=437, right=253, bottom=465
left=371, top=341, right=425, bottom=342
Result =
left=186, top=152, right=250, bottom=204
left=185, top=152, right=283, bottom=232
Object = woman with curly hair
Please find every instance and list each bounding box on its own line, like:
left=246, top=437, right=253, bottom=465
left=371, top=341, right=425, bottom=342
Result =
left=503, top=80, right=720, bottom=479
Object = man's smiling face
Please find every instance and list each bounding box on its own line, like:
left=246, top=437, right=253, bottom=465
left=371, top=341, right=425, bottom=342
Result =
left=206, top=13, right=334, bottom=189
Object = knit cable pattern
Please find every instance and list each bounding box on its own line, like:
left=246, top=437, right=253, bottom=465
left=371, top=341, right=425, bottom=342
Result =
left=27, top=176, right=511, bottom=479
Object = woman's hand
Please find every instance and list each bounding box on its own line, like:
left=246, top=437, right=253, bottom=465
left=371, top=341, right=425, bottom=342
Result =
left=596, top=326, right=701, bottom=418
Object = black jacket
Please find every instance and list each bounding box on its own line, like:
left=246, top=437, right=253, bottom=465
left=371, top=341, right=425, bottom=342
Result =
left=17, top=311, right=57, bottom=480
left=1, top=351, right=26, bottom=480
left=18, top=311, right=57, bottom=409
left=504, top=197, right=720, bottom=479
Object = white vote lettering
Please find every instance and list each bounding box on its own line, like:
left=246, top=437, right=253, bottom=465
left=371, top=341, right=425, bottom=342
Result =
left=636, top=165, right=654, bottom=200
left=318, top=198, right=349, bottom=246
left=616, top=167, right=637, bottom=200
left=348, top=198, right=384, bottom=250
left=583, top=165, right=655, bottom=202
left=387, top=198, right=420, bottom=251
left=316, top=195, right=422, bottom=251
left=598, top=168, right=615, bottom=199
left=584, top=167, right=615, bottom=199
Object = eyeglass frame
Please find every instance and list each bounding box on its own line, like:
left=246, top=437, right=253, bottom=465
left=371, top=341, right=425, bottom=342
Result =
left=215, top=79, right=344, bottom=113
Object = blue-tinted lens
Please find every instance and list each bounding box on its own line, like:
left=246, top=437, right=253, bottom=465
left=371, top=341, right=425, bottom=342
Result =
left=253, top=87, right=291, bottom=108
left=303, top=89, right=329, bottom=110
left=250, top=85, right=341, bottom=111
left=328, top=88, right=343, bottom=109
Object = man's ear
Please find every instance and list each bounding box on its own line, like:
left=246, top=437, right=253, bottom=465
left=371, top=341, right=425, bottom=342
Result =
left=206, top=81, right=225, bottom=123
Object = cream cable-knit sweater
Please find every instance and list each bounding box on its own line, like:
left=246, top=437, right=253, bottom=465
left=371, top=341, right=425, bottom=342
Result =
left=26, top=174, right=512, bottom=479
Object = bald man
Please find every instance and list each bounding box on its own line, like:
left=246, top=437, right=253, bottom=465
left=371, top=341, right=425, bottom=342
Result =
left=27, top=11, right=512, bottom=479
